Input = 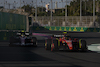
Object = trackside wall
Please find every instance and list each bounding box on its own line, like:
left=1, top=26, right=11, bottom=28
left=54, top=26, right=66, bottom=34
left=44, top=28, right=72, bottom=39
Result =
left=0, top=12, right=27, bottom=41
left=31, top=26, right=100, bottom=32
left=0, top=12, right=26, bottom=30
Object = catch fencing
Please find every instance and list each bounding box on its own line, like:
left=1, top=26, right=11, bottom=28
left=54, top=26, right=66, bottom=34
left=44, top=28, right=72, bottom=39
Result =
left=32, top=16, right=100, bottom=28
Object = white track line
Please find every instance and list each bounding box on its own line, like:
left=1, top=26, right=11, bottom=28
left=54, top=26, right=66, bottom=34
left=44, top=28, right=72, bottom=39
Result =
left=88, top=44, right=100, bottom=53
left=97, top=46, right=100, bottom=49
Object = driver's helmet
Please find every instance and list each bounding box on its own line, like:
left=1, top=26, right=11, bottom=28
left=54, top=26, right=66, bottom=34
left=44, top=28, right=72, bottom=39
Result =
left=21, top=30, right=25, bottom=37
left=62, top=37, right=65, bottom=39
left=65, top=37, right=67, bottom=40
left=65, top=35, right=70, bottom=40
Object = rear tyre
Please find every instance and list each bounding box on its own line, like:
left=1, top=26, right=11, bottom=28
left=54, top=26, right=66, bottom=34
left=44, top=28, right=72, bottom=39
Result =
left=51, top=40, right=59, bottom=51
left=45, top=39, right=52, bottom=50
left=81, top=40, right=88, bottom=52
left=9, top=36, right=14, bottom=47
left=9, top=36, right=20, bottom=47
left=9, top=44, right=12, bottom=47
left=32, top=37, right=37, bottom=47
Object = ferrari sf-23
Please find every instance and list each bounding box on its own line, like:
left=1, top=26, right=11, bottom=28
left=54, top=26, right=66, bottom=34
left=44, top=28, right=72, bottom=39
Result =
left=9, top=31, right=37, bottom=47
left=45, top=34, right=88, bottom=52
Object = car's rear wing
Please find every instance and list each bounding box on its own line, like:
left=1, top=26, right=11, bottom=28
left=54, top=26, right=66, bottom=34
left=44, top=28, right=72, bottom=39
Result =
left=32, top=33, right=52, bottom=38
left=53, top=35, right=64, bottom=38
left=16, top=32, right=29, bottom=36
left=32, top=33, right=66, bottom=39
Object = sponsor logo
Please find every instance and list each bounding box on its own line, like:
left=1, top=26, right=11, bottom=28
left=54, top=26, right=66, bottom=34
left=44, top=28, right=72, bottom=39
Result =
left=54, top=35, right=64, bottom=37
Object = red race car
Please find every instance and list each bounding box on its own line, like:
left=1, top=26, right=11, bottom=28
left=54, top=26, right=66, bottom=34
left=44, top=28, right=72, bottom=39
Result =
left=45, top=34, right=88, bottom=52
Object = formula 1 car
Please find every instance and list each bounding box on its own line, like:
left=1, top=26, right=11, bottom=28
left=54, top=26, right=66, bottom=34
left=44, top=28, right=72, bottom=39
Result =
left=45, top=34, right=88, bottom=52
left=9, top=31, right=37, bottom=47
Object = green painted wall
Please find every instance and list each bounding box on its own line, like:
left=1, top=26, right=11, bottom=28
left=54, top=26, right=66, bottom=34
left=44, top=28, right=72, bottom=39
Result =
left=0, top=12, right=26, bottom=30
left=0, top=31, right=17, bottom=41
left=0, top=12, right=27, bottom=41
left=31, top=26, right=100, bottom=32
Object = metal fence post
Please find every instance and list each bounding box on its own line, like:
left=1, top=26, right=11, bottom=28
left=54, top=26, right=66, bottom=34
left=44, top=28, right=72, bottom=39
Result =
left=26, top=15, right=29, bottom=32
left=51, top=0, right=53, bottom=26
left=80, top=0, right=82, bottom=27
left=93, top=0, right=95, bottom=27
left=35, top=0, right=37, bottom=22
left=65, top=0, right=67, bottom=26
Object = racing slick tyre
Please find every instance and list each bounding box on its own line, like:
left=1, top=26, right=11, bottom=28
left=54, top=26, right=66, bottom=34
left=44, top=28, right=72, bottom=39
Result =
left=45, top=39, right=52, bottom=50
left=80, top=40, right=88, bottom=52
left=9, top=36, right=15, bottom=47
left=9, top=36, right=20, bottom=47
left=32, top=37, right=37, bottom=47
left=51, top=40, right=59, bottom=51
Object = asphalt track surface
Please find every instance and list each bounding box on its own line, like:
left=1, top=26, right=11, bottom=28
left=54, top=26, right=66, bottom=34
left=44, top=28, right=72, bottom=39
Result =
left=0, top=32, right=100, bottom=67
